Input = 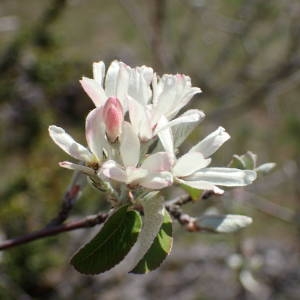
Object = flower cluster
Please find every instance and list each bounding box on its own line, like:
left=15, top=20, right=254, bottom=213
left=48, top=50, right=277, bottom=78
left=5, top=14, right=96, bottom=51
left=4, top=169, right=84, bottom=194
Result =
left=49, top=60, right=256, bottom=200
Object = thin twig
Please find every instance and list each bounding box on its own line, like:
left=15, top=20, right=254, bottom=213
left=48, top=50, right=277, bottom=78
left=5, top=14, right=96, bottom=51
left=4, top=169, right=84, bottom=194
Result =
left=0, top=188, right=218, bottom=251
left=165, top=204, right=199, bottom=231
left=1, top=202, right=194, bottom=251
left=165, top=190, right=219, bottom=231
left=0, top=212, right=108, bottom=251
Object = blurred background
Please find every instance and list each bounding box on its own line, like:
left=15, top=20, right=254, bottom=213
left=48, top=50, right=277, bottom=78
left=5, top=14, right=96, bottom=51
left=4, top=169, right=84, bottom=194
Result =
left=0, top=0, right=299, bottom=299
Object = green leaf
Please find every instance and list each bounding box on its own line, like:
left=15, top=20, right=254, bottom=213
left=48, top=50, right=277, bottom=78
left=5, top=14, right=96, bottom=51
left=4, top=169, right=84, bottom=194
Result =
left=114, top=196, right=165, bottom=273
left=241, top=151, right=257, bottom=169
left=131, top=209, right=173, bottom=274
left=196, top=214, right=252, bottom=233
left=255, top=162, right=276, bottom=175
left=70, top=205, right=142, bottom=275
left=229, top=151, right=257, bottom=170
left=229, top=155, right=246, bottom=169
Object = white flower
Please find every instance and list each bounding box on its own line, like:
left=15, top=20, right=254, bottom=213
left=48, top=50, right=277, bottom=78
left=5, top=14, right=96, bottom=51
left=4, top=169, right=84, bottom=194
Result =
left=80, top=60, right=204, bottom=142
left=128, top=70, right=204, bottom=141
left=80, top=60, right=130, bottom=110
left=152, top=73, right=202, bottom=121
left=48, top=107, right=110, bottom=175
left=101, top=122, right=173, bottom=189
left=159, top=126, right=257, bottom=193
left=49, top=59, right=257, bottom=195
left=128, top=65, right=154, bottom=106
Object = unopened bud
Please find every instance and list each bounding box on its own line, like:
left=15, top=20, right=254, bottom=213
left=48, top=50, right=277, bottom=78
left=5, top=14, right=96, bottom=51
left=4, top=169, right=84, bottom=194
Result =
left=103, top=97, right=123, bottom=142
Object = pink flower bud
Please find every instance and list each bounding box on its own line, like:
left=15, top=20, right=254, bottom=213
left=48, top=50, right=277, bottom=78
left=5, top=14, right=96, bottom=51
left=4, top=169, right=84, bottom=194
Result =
left=103, top=97, right=123, bottom=142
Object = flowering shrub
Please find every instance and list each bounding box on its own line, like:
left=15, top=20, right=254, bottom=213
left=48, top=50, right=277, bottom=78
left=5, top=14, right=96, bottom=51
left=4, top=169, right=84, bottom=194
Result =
left=49, top=60, right=258, bottom=275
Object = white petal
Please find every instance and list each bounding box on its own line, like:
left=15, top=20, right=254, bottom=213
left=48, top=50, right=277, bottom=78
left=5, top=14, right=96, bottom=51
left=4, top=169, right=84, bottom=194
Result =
left=152, top=73, right=159, bottom=106
left=101, top=160, right=127, bottom=183
left=152, top=75, right=177, bottom=120
left=156, top=109, right=205, bottom=133
left=136, top=65, right=153, bottom=85
left=168, top=87, right=201, bottom=119
left=189, top=127, right=230, bottom=158
left=116, top=62, right=130, bottom=109
left=172, top=110, right=205, bottom=148
left=177, top=178, right=224, bottom=194
left=59, top=161, right=95, bottom=176
left=155, top=109, right=205, bottom=152
left=126, top=167, right=148, bottom=184
left=120, top=121, right=140, bottom=167
left=85, top=108, right=107, bottom=162
left=140, top=171, right=173, bottom=189
left=153, top=74, right=201, bottom=119
left=186, top=168, right=257, bottom=186
left=173, top=152, right=211, bottom=177
left=79, top=77, right=106, bottom=107
left=128, top=97, right=152, bottom=141
left=157, top=115, right=175, bottom=157
left=129, top=68, right=152, bottom=106
left=141, top=152, right=173, bottom=172
left=105, top=60, right=120, bottom=97
left=93, top=61, right=105, bottom=86
left=49, top=125, right=93, bottom=162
